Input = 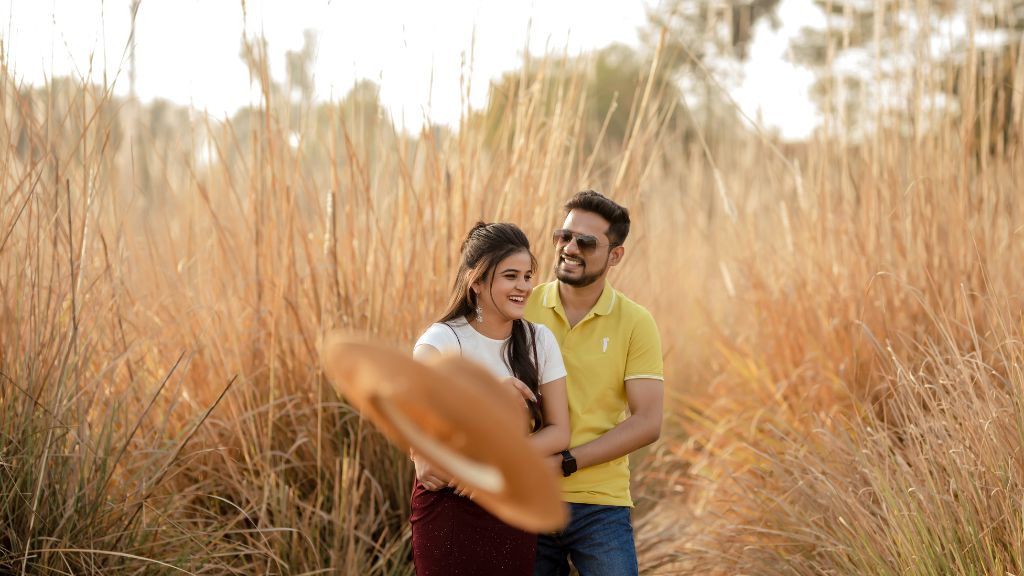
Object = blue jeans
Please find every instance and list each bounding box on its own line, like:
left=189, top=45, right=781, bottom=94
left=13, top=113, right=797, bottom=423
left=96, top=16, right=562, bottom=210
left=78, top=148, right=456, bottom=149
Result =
left=534, top=503, right=638, bottom=576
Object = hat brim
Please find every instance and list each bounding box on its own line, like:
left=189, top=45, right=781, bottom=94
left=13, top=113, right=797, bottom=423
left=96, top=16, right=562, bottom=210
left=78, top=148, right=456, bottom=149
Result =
left=321, top=332, right=568, bottom=533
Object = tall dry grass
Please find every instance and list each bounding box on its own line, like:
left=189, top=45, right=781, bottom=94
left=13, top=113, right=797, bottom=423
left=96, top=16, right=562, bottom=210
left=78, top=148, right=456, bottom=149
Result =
left=1, top=7, right=1023, bottom=576
left=0, top=32, right=672, bottom=573
left=631, top=5, right=1024, bottom=573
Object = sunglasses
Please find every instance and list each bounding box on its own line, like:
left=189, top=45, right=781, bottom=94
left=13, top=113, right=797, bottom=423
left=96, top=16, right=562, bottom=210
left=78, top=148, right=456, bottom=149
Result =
left=551, top=229, right=617, bottom=253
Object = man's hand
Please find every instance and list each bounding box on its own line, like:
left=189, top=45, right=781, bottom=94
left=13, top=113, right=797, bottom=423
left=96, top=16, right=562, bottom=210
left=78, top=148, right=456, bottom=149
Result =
left=568, top=378, right=663, bottom=470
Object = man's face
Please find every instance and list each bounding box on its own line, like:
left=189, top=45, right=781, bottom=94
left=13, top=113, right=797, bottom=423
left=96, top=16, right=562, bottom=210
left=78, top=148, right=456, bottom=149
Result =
left=552, top=209, right=619, bottom=288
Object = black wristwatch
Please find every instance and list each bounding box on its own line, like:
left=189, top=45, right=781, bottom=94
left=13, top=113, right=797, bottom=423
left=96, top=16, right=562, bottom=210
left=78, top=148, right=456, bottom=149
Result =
left=560, top=450, right=577, bottom=477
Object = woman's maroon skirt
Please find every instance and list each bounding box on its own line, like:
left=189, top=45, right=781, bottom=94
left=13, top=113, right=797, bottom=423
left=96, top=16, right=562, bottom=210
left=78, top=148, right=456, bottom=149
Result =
left=410, top=480, right=536, bottom=575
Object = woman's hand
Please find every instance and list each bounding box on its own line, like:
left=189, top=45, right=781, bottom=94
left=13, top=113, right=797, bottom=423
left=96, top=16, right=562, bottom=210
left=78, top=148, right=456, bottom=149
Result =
left=412, top=450, right=451, bottom=491
left=449, top=480, right=476, bottom=499
left=503, top=376, right=540, bottom=431
left=503, top=376, right=537, bottom=404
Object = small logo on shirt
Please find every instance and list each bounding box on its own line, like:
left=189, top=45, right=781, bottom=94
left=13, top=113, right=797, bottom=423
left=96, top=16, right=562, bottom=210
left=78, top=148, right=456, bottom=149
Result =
left=602, top=337, right=609, bottom=353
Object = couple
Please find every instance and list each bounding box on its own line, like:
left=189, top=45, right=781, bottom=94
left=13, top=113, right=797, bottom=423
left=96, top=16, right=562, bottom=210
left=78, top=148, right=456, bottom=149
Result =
left=410, top=190, right=665, bottom=576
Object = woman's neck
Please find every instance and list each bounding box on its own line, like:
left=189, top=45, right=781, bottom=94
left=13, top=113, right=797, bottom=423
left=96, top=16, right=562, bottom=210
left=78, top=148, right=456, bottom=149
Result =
left=466, top=314, right=514, bottom=340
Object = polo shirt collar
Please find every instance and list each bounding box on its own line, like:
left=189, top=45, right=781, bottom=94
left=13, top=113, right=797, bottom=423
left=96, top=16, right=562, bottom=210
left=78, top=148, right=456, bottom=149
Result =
left=593, top=282, right=617, bottom=316
left=540, top=282, right=559, bottom=309
left=540, top=281, right=617, bottom=316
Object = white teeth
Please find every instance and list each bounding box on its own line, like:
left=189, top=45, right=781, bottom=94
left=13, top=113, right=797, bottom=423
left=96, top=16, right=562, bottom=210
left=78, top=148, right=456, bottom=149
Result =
left=509, top=296, right=524, bottom=302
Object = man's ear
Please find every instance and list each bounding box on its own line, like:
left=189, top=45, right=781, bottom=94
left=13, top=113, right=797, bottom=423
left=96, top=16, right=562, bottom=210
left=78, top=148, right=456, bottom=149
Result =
left=609, top=245, right=625, bottom=267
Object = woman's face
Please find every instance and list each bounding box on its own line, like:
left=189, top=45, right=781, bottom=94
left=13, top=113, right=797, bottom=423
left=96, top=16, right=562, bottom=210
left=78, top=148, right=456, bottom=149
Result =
left=474, top=250, right=534, bottom=322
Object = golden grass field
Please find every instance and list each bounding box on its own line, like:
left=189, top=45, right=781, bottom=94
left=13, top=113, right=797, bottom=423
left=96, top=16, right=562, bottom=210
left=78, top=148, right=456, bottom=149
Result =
left=2, top=11, right=1024, bottom=575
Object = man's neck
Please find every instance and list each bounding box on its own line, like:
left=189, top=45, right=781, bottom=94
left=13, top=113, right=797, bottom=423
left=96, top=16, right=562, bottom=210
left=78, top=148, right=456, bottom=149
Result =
left=557, top=278, right=606, bottom=327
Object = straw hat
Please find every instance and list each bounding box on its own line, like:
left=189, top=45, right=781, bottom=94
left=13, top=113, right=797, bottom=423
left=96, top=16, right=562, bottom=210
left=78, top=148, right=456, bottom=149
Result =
left=320, top=332, right=568, bottom=533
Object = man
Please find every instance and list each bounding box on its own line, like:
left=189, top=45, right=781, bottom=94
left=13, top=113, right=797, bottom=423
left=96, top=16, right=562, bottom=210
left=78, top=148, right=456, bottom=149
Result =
left=525, top=190, right=664, bottom=576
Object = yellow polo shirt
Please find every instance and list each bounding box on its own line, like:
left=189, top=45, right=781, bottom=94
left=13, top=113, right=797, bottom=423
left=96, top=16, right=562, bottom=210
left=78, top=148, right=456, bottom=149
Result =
left=525, top=281, right=664, bottom=507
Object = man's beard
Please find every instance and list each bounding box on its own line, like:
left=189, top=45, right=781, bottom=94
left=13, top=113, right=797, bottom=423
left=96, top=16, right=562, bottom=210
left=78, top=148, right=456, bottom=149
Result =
left=554, top=255, right=606, bottom=287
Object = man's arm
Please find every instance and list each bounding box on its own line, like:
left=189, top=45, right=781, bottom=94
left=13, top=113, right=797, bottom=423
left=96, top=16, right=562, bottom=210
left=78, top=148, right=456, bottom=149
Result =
left=556, top=377, right=663, bottom=470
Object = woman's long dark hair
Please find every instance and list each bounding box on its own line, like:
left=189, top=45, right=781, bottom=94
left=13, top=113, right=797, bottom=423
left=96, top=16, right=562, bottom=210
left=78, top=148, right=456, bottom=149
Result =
left=439, top=222, right=543, bottom=432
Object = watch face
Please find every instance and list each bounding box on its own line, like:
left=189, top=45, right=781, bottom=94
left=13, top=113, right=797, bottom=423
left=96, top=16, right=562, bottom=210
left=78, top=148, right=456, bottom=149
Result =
left=561, top=452, right=576, bottom=476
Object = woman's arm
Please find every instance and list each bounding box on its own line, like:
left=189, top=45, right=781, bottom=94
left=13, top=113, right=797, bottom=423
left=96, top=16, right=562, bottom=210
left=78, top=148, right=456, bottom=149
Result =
left=527, top=325, right=570, bottom=457
left=528, top=376, right=569, bottom=456
left=410, top=344, right=453, bottom=490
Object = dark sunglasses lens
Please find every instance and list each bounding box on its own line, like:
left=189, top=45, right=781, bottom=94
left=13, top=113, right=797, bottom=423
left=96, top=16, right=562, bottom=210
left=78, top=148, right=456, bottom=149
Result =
left=553, top=229, right=600, bottom=252
left=575, top=235, right=598, bottom=252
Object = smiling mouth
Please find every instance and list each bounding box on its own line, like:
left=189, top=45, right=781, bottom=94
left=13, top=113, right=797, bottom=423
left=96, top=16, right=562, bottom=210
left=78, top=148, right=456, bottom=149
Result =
left=559, top=255, right=584, bottom=268
left=508, top=295, right=526, bottom=304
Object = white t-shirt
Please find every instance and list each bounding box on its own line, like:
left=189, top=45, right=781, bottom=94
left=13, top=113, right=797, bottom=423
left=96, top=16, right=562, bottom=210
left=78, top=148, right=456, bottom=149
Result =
left=414, top=318, right=567, bottom=386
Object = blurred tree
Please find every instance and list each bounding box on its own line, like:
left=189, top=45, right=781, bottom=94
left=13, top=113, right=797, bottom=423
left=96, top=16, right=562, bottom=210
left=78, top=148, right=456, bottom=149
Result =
left=286, top=29, right=318, bottom=106
left=335, top=79, right=389, bottom=145
left=309, top=78, right=393, bottom=188
left=590, top=43, right=662, bottom=145
left=791, top=0, right=1022, bottom=150
left=226, top=31, right=394, bottom=191
left=644, top=0, right=783, bottom=63
left=640, top=0, right=783, bottom=146
left=473, top=42, right=683, bottom=154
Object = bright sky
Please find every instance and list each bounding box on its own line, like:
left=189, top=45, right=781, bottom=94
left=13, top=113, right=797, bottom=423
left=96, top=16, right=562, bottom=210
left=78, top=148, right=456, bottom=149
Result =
left=0, top=0, right=822, bottom=140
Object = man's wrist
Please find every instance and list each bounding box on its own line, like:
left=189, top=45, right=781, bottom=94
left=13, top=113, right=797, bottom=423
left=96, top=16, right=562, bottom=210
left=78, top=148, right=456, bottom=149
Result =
left=560, top=449, right=577, bottom=477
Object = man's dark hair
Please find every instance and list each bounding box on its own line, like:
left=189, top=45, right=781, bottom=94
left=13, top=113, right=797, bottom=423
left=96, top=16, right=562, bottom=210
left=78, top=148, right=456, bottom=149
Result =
left=564, top=190, right=630, bottom=246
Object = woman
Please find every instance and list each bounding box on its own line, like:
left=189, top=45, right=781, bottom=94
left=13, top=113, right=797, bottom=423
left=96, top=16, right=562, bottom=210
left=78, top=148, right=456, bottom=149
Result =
left=410, top=222, right=570, bottom=576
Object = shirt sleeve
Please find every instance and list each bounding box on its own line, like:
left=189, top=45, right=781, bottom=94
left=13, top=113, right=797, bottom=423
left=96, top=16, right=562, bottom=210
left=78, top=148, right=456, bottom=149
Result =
left=414, top=323, right=460, bottom=355
left=535, top=324, right=567, bottom=385
left=625, top=309, right=664, bottom=381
